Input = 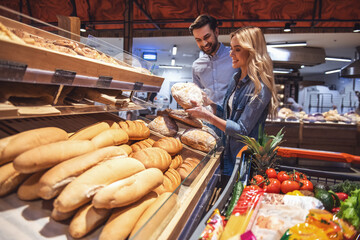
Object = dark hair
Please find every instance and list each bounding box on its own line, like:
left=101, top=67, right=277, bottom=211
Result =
left=189, top=14, right=218, bottom=35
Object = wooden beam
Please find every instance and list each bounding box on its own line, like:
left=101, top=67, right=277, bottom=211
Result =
left=124, top=0, right=133, bottom=53
left=56, top=15, right=81, bottom=41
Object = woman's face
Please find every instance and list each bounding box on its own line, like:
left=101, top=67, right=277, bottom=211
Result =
left=230, top=37, right=250, bottom=69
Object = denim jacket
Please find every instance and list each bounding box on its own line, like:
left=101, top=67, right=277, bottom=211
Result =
left=216, top=70, right=271, bottom=176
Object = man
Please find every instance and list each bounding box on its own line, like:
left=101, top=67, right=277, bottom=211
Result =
left=189, top=15, right=237, bottom=105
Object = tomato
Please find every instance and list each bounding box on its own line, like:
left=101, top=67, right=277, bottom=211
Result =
left=297, top=171, right=308, bottom=180
left=300, top=179, right=314, bottom=191
left=289, top=173, right=300, bottom=181
left=243, top=185, right=261, bottom=192
left=281, top=180, right=300, bottom=193
left=263, top=178, right=281, bottom=193
left=277, top=171, right=290, bottom=182
left=251, top=175, right=265, bottom=187
left=266, top=168, right=277, bottom=179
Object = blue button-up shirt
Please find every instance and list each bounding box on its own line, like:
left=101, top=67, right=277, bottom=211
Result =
left=216, top=70, right=271, bottom=176
left=192, top=43, right=237, bottom=105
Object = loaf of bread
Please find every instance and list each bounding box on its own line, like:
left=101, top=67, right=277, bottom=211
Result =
left=154, top=168, right=182, bottom=195
left=0, top=162, right=29, bottom=197
left=91, top=128, right=129, bottom=148
left=118, top=120, right=150, bottom=140
left=13, top=140, right=96, bottom=173
left=53, top=156, right=145, bottom=213
left=17, top=170, right=46, bottom=201
left=148, top=116, right=178, bottom=137
left=0, top=127, right=68, bottom=166
left=118, top=144, right=133, bottom=155
left=176, top=157, right=201, bottom=181
left=51, top=208, right=77, bottom=222
left=180, top=128, right=216, bottom=152
left=131, top=147, right=172, bottom=172
left=169, top=155, right=183, bottom=169
left=153, top=137, right=183, bottom=156
left=171, top=82, right=203, bottom=109
left=69, top=122, right=110, bottom=140
left=129, top=192, right=178, bottom=238
left=69, top=203, right=111, bottom=239
left=38, top=146, right=128, bottom=200
left=99, top=192, right=158, bottom=240
left=93, top=168, right=163, bottom=209
left=130, top=138, right=155, bottom=153
left=169, top=109, right=203, bottom=128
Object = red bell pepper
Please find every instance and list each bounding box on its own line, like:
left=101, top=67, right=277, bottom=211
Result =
left=335, top=192, right=348, bottom=201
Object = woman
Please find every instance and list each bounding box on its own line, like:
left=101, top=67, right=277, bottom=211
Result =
left=186, top=26, right=278, bottom=176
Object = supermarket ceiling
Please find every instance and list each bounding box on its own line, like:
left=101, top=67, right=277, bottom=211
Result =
left=1, top=0, right=360, bottom=37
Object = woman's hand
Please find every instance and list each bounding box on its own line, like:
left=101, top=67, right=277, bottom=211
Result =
left=186, top=100, right=212, bottom=120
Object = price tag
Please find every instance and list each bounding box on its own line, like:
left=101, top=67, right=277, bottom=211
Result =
left=0, top=60, right=27, bottom=81
left=133, top=81, right=143, bottom=90
left=51, top=69, right=76, bottom=85
left=96, top=76, right=113, bottom=88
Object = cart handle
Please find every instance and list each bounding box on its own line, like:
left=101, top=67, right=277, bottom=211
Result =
left=276, top=147, right=360, bottom=164
left=236, top=146, right=248, bottom=158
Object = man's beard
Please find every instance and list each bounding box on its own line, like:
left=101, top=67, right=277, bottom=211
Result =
left=202, top=39, right=219, bottom=55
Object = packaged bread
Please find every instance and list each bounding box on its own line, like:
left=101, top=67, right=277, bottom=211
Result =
left=69, top=122, right=111, bottom=140
left=169, top=109, right=203, bottom=128
left=38, top=146, right=128, bottom=200
left=180, top=128, right=216, bottom=152
left=176, top=157, right=201, bottom=181
left=153, top=137, right=183, bottom=156
left=17, top=170, right=46, bottom=201
left=131, top=147, right=172, bottom=172
left=93, top=168, right=163, bottom=209
left=0, top=127, right=68, bottom=166
left=169, top=155, right=183, bottom=169
left=13, top=140, right=96, bottom=174
left=53, top=156, right=145, bottom=213
left=69, top=203, right=111, bottom=239
left=118, top=120, right=150, bottom=140
left=171, top=82, right=203, bottom=109
left=148, top=116, right=178, bottom=137
left=154, top=168, right=182, bottom=195
left=0, top=162, right=29, bottom=197
left=91, top=128, right=129, bottom=148
left=99, top=192, right=158, bottom=240
left=130, top=138, right=155, bottom=153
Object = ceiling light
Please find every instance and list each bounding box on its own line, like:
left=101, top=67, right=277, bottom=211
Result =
left=325, top=69, right=341, bottom=74
left=80, top=23, right=86, bottom=32
left=267, top=42, right=307, bottom=48
left=284, top=22, right=291, bottom=32
left=159, top=65, right=182, bottom=69
left=353, top=23, right=360, bottom=33
left=171, top=58, right=175, bottom=66
left=142, top=52, right=157, bottom=61
left=325, top=57, right=352, bottom=62
left=172, top=45, right=177, bottom=55
left=300, top=65, right=305, bottom=68
left=273, top=70, right=290, bottom=74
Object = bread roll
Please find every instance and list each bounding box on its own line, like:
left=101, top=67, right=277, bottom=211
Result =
left=130, top=138, right=155, bottom=153
left=177, top=157, right=200, bottom=181
left=171, top=82, right=203, bottom=109
left=17, top=170, right=46, bottom=201
left=53, top=156, right=145, bottom=213
left=99, top=192, right=158, bottom=240
left=180, top=128, right=216, bottom=152
left=93, top=168, right=163, bottom=209
left=118, top=120, right=150, bottom=140
left=131, top=147, right=171, bottom=172
left=154, top=168, right=182, bottom=195
left=91, top=128, right=129, bottom=148
left=169, top=155, right=183, bottom=169
left=148, top=116, right=178, bottom=137
left=0, top=127, right=68, bottom=166
left=169, top=109, right=203, bottom=128
left=38, top=146, right=128, bottom=200
left=129, top=192, right=178, bottom=238
left=0, top=162, right=29, bottom=197
left=51, top=208, right=76, bottom=222
left=13, top=140, right=96, bottom=173
left=69, top=203, right=111, bottom=239
left=118, top=144, right=132, bottom=155
left=69, top=122, right=110, bottom=140
left=153, top=137, right=183, bottom=156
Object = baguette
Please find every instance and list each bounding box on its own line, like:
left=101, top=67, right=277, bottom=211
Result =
left=0, top=127, right=68, bottom=166
left=53, top=156, right=145, bottom=213
left=0, top=162, right=29, bottom=197
left=17, top=170, right=46, bottom=201
left=91, top=128, right=129, bottom=148
left=99, top=192, right=158, bottom=240
left=131, top=147, right=172, bottom=172
left=130, top=138, right=155, bottom=153
left=153, top=137, right=183, bottom=156
left=118, top=120, right=150, bottom=140
left=154, top=168, right=182, bottom=195
left=69, top=122, right=110, bottom=140
left=13, top=140, right=96, bottom=173
left=38, top=146, right=128, bottom=200
left=93, top=168, right=163, bottom=209
left=51, top=208, right=76, bottom=222
left=69, top=203, right=111, bottom=239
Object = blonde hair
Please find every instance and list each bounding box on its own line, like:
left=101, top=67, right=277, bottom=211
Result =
left=230, top=26, right=279, bottom=118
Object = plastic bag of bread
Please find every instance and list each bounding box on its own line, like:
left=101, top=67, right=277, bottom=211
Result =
left=180, top=128, right=216, bottom=152
left=171, top=82, right=203, bottom=109
left=148, top=116, right=178, bottom=137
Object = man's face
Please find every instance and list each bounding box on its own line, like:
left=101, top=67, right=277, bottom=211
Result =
left=192, top=24, right=219, bottom=56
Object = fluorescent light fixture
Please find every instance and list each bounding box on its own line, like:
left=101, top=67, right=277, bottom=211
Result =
left=273, top=70, right=290, bottom=74
left=325, top=69, right=341, bottom=74
left=300, top=65, right=305, bottom=68
left=171, top=58, right=175, bottom=66
left=284, top=22, right=291, bottom=32
left=80, top=28, right=86, bottom=33
left=142, top=52, right=157, bottom=61
left=267, top=42, right=307, bottom=48
left=159, top=65, right=182, bottom=69
left=354, top=23, right=360, bottom=33
left=325, top=57, right=352, bottom=62
left=172, top=45, right=177, bottom=55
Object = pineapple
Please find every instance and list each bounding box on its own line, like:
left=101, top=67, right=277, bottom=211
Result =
left=238, top=126, right=285, bottom=176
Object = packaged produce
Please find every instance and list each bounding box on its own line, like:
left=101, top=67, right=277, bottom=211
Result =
left=199, top=209, right=224, bottom=240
